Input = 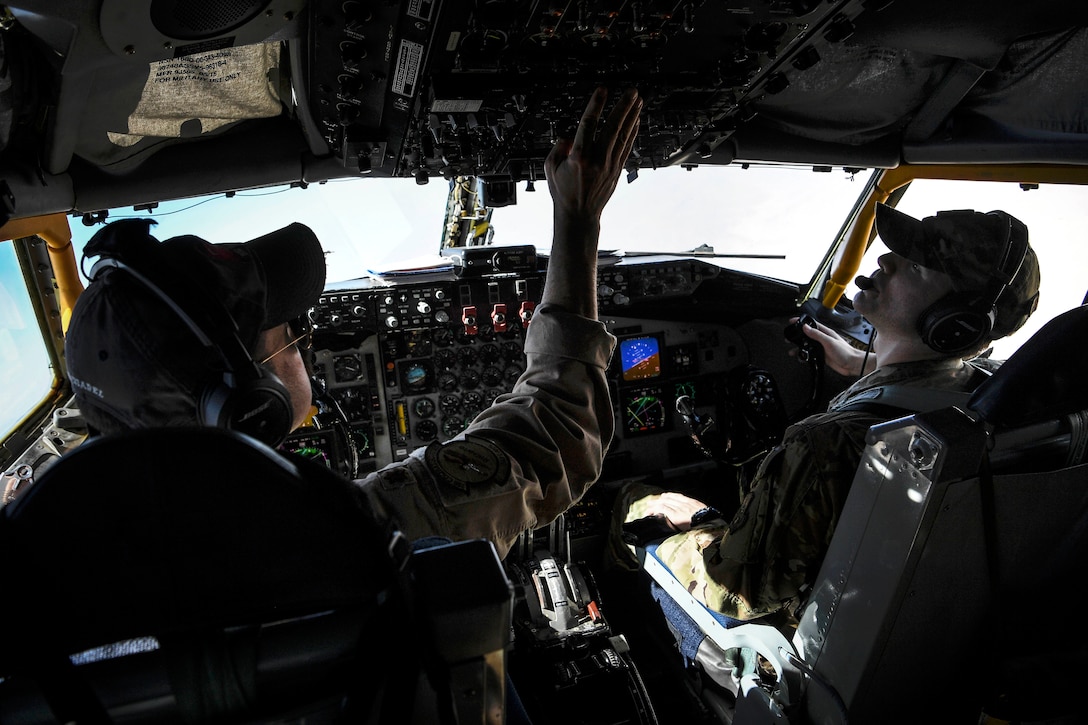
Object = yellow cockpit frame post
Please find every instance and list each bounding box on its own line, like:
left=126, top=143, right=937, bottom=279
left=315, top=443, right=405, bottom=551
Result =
left=0, top=213, right=81, bottom=331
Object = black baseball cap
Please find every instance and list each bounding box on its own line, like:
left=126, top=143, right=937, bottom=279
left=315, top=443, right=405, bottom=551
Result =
left=66, top=218, right=326, bottom=434
left=875, top=203, right=1041, bottom=338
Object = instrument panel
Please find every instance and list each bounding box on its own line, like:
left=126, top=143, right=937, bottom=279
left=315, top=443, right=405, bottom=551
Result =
left=301, top=273, right=542, bottom=472
left=288, top=254, right=803, bottom=483
left=301, top=0, right=875, bottom=178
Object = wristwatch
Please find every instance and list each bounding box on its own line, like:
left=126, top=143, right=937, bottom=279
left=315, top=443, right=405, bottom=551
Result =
left=690, top=506, right=724, bottom=528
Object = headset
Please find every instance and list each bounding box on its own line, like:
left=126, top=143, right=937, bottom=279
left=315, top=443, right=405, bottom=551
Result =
left=917, top=213, right=1029, bottom=356
left=85, top=219, right=295, bottom=447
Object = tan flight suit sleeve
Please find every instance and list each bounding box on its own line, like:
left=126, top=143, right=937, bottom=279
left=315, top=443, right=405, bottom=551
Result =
left=351, top=303, right=617, bottom=558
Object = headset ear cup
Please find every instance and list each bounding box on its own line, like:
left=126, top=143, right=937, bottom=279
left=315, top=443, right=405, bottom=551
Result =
left=200, top=370, right=294, bottom=447
left=917, top=292, right=996, bottom=355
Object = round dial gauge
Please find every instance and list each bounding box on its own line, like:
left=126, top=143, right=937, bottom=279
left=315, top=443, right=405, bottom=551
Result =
left=459, top=368, right=481, bottom=389
left=413, top=397, right=436, bottom=418
left=434, top=348, right=457, bottom=370
left=415, top=419, right=438, bottom=441
left=439, top=393, right=462, bottom=415
left=433, top=327, right=455, bottom=347
left=482, top=366, right=503, bottom=387
left=503, top=364, right=524, bottom=383
left=442, top=416, right=466, bottom=437
left=462, top=391, right=484, bottom=414
left=333, top=354, right=363, bottom=382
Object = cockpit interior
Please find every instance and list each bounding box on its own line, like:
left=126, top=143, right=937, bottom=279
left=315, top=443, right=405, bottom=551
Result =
left=2, top=1, right=1088, bottom=723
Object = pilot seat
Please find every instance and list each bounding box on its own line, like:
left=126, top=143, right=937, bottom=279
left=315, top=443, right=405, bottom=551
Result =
left=636, top=304, right=1088, bottom=724
left=0, top=426, right=514, bottom=724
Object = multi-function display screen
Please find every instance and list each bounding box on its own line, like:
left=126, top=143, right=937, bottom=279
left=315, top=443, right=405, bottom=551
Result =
left=620, top=334, right=663, bottom=382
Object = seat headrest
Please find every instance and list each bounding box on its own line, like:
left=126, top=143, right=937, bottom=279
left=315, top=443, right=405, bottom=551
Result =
left=968, top=305, right=1088, bottom=427
left=0, top=426, right=395, bottom=663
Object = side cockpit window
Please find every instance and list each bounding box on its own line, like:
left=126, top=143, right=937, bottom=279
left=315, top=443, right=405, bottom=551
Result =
left=0, top=241, right=57, bottom=442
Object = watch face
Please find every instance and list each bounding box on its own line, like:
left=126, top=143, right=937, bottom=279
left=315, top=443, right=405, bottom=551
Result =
left=425, top=436, right=510, bottom=492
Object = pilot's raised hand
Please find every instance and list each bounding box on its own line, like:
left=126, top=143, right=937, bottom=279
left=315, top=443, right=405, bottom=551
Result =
left=546, top=86, right=641, bottom=222
left=542, top=87, right=641, bottom=317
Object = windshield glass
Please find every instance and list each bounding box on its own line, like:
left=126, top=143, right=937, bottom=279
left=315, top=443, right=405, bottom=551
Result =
left=490, top=165, right=867, bottom=283
left=0, top=243, right=55, bottom=434
left=65, top=165, right=869, bottom=288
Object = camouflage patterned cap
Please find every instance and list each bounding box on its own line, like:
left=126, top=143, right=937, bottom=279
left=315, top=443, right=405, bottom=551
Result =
left=875, top=203, right=1041, bottom=339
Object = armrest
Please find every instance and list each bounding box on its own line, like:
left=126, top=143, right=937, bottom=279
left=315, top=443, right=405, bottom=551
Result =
left=640, top=546, right=803, bottom=708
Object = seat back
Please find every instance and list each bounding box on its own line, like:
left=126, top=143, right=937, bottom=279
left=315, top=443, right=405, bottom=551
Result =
left=796, top=305, right=1088, bottom=724
left=0, top=427, right=512, bottom=724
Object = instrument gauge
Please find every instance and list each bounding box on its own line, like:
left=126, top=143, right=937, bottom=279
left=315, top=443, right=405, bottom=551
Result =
left=459, top=368, right=481, bottom=389
left=413, top=397, right=436, bottom=418
left=503, top=364, right=524, bottom=383
left=439, top=393, right=462, bottom=415
left=462, top=391, right=484, bottom=414
left=481, top=366, right=503, bottom=387
left=442, top=416, right=466, bottom=437
left=623, top=388, right=667, bottom=435
left=433, top=327, right=455, bottom=347
left=415, top=419, right=438, bottom=441
left=333, top=354, right=363, bottom=382
left=402, top=362, right=428, bottom=392
left=434, top=348, right=457, bottom=370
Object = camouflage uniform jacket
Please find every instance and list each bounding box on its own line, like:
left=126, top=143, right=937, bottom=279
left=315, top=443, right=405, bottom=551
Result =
left=643, top=356, right=993, bottom=624
left=355, top=303, right=616, bottom=559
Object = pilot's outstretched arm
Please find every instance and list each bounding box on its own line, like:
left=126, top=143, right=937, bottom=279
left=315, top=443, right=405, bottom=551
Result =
left=353, top=88, right=641, bottom=556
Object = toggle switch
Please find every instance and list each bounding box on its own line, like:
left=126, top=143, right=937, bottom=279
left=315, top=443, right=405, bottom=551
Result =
left=462, top=305, right=478, bottom=335
left=519, top=301, right=535, bottom=328
left=492, top=303, right=508, bottom=333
